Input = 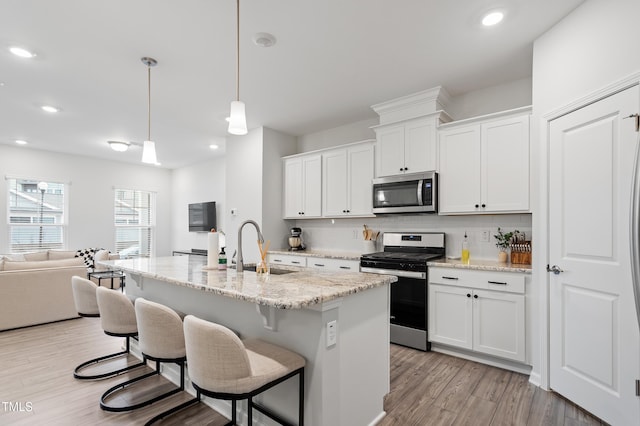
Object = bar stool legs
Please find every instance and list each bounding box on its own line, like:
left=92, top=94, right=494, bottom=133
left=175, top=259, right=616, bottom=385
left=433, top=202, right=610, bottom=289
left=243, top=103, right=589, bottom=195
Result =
left=74, top=335, right=145, bottom=380
left=100, top=357, right=195, bottom=412
left=71, top=276, right=145, bottom=380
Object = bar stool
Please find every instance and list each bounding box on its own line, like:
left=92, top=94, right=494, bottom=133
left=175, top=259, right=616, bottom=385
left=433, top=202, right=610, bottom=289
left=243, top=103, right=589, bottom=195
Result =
left=71, top=277, right=145, bottom=380
left=100, top=297, right=198, bottom=418
left=183, top=315, right=306, bottom=426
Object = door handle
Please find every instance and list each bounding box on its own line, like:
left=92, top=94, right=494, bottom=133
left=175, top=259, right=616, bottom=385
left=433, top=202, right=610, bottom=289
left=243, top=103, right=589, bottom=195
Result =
left=546, top=264, right=564, bottom=275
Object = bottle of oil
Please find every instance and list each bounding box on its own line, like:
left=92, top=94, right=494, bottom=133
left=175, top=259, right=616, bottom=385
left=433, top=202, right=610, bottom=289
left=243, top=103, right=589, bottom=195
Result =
left=461, top=232, right=470, bottom=264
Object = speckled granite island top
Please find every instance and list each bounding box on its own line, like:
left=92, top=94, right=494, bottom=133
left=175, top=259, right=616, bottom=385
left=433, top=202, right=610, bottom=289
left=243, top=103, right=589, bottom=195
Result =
left=427, top=259, right=532, bottom=274
left=107, top=256, right=396, bottom=309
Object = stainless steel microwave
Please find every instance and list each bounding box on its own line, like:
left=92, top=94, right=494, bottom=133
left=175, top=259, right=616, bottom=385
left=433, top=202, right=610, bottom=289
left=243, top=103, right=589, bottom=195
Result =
left=372, top=171, right=437, bottom=214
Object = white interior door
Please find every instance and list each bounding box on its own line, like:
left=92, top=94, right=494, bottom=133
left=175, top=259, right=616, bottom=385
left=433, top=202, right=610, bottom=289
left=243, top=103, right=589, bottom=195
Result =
left=549, top=85, right=640, bottom=425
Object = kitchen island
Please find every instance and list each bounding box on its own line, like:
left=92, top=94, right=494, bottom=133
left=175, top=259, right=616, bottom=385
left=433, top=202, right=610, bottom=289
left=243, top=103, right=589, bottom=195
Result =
left=106, top=256, right=396, bottom=426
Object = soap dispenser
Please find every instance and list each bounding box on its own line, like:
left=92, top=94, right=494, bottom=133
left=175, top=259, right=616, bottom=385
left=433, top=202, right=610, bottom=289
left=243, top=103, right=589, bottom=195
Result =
left=461, top=232, right=470, bottom=264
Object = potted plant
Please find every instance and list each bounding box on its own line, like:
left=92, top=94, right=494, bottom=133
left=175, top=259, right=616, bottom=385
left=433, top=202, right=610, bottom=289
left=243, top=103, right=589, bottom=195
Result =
left=494, top=227, right=518, bottom=263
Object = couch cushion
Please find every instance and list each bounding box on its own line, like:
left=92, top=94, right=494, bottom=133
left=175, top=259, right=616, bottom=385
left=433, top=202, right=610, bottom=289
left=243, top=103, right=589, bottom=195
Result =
left=48, top=250, right=78, bottom=260
left=23, top=251, right=49, bottom=261
left=4, top=253, right=26, bottom=261
left=3, top=257, right=85, bottom=271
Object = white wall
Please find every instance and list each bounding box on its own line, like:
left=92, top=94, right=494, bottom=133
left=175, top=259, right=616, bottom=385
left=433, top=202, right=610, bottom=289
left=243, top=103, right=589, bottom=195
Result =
left=0, top=145, right=173, bottom=255
left=171, top=157, right=226, bottom=252
left=297, top=117, right=378, bottom=153
left=447, top=77, right=532, bottom=120
left=531, top=0, right=640, bottom=388
left=262, top=128, right=298, bottom=250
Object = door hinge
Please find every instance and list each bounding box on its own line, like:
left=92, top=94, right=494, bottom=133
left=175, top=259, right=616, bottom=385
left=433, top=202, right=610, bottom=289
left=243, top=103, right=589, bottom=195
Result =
left=636, top=379, right=640, bottom=396
left=624, top=113, right=640, bottom=132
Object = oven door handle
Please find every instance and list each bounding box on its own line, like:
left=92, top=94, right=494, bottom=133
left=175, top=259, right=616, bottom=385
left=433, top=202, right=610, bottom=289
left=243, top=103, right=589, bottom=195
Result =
left=360, top=267, right=426, bottom=280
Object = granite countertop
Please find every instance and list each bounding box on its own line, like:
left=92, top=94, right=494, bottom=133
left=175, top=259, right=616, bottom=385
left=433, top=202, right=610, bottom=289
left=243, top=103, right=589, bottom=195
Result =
left=268, top=249, right=362, bottom=261
left=105, top=256, right=395, bottom=310
left=427, top=258, right=532, bottom=274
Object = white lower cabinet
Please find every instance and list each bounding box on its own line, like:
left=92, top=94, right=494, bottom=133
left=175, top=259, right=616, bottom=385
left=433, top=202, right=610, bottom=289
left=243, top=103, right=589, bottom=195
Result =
left=266, top=254, right=307, bottom=267
left=307, top=257, right=359, bottom=272
left=428, top=267, right=526, bottom=363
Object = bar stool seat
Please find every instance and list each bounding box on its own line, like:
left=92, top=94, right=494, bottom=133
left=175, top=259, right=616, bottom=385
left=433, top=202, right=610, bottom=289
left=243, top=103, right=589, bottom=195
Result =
left=100, top=297, right=198, bottom=421
left=183, top=315, right=305, bottom=426
left=71, top=277, right=144, bottom=380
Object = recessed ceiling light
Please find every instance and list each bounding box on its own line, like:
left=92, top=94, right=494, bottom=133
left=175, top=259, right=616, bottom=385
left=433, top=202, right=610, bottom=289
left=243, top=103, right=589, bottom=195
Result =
left=482, top=11, right=504, bottom=26
left=210, top=144, right=219, bottom=150
left=15, top=139, right=28, bottom=145
left=252, top=32, right=276, bottom=48
left=108, top=140, right=130, bottom=152
left=41, top=105, right=60, bottom=113
left=9, top=46, right=35, bottom=58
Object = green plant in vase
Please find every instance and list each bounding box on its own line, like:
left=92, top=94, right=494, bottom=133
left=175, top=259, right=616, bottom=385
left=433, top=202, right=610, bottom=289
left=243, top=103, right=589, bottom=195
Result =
left=494, top=227, right=518, bottom=262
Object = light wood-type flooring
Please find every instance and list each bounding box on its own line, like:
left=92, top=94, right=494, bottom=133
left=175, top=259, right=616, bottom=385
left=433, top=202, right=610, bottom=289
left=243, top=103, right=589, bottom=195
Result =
left=0, top=317, right=605, bottom=425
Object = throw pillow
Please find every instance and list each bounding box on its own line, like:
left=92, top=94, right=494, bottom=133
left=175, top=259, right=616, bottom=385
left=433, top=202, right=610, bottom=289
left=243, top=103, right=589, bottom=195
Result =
left=75, top=248, right=103, bottom=268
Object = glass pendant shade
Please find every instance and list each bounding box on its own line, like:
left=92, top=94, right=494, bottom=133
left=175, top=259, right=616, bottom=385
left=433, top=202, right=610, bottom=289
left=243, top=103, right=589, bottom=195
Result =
left=141, top=140, right=158, bottom=164
left=228, top=100, right=248, bottom=135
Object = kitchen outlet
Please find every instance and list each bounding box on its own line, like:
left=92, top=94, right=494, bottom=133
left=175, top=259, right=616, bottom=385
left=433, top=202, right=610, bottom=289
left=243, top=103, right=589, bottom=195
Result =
left=353, top=229, right=359, bottom=240
left=481, top=230, right=490, bottom=242
left=326, top=320, right=337, bottom=347
left=230, top=208, right=238, bottom=216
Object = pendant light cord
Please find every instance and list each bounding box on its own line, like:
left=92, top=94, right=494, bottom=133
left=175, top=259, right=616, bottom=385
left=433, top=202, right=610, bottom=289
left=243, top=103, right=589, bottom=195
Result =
left=147, top=64, right=152, bottom=141
left=236, top=0, right=240, bottom=102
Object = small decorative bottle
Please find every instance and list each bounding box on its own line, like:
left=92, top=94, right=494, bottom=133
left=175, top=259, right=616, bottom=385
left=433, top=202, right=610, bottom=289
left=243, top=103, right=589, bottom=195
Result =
left=461, top=232, right=470, bottom=264
left=218, top=248, right=227, bottom=270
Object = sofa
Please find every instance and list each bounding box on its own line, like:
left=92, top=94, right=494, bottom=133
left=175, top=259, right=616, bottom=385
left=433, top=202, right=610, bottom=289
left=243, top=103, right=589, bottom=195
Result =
left=0, top=249, right=118, bottom=331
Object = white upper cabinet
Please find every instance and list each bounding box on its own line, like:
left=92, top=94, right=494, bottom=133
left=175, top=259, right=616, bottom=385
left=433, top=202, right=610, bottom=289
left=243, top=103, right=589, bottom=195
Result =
left=283, top=154, right=322, bottom=218
left=438, top=108, right=531, bottom=214
left=374, top=116, right=438, bottom=177
left=323, top=141, right=375, bottom=217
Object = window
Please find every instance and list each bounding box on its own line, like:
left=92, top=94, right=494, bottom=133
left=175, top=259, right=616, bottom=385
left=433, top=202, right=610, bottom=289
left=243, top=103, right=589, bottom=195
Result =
left=114, top=189, right=155, bottom=258
left=7, top=178, right=66, bottom=252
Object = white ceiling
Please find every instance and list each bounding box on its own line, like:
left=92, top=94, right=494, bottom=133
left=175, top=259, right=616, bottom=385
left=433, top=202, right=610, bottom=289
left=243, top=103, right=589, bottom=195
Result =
left=0, top=0, right=584, bottom=169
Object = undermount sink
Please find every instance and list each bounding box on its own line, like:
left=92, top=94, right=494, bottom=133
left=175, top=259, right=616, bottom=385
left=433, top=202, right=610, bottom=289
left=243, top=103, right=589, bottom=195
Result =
left=242, top=265, right=297, bottom=275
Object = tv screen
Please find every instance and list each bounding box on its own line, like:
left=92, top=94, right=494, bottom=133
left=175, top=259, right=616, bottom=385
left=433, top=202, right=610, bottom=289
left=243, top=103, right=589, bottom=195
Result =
left=189, top=201, right=216, bottom=232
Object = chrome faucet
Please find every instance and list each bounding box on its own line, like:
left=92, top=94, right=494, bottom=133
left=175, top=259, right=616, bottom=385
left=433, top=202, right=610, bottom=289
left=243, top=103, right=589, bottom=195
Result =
left=236, top=220, right=264, bottom=272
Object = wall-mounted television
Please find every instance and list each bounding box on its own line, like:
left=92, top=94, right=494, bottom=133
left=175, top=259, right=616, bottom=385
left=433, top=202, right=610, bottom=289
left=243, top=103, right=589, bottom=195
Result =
left=188, top=201, right=217, bottom=232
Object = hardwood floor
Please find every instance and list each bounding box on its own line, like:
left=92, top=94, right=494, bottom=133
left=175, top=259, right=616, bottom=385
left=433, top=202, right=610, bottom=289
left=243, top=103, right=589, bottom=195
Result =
left=380, top=345, right=606, bottom=426
left=0, top=318, right=606, bottom=425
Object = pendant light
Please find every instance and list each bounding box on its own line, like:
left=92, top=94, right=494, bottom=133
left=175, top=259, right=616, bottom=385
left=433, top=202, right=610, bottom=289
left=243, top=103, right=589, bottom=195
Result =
left=141, top=57, right=159, bottom=164
left=228, top=0, right=248, bottom=135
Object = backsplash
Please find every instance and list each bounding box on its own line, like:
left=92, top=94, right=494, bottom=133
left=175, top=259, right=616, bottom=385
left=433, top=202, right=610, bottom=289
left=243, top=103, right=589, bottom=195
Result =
left=294, top=213, right=532, bottom=260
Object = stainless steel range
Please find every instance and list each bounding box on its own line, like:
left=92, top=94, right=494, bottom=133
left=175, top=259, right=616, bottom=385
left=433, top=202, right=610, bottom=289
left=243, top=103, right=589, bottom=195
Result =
left=360, top=232, right=445, bottom=351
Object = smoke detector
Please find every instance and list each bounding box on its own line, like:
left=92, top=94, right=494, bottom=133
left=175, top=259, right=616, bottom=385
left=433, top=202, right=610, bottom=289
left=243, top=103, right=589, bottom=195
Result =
left=252, top=32, right=276, bottom=48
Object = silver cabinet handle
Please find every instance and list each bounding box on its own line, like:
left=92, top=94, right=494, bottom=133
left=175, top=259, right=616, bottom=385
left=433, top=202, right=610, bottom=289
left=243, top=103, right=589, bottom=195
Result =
left=546, top=264, right=564, bottom=275
left=488, top=281, right=507, bottom=285
left=442, top=276, right=459, bottom=280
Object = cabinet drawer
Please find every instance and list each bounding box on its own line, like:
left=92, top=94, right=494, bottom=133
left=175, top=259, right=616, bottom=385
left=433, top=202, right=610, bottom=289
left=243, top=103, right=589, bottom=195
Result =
left=429, top=267, right=525, bottom=294
left=307, top=257, right=359, bottom=272
left=267, top=254, right=307, bottom=267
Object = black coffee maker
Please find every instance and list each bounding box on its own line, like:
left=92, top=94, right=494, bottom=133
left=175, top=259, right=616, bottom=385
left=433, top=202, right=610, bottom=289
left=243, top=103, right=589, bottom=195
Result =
left=288, top=227, right=305, bottom=251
